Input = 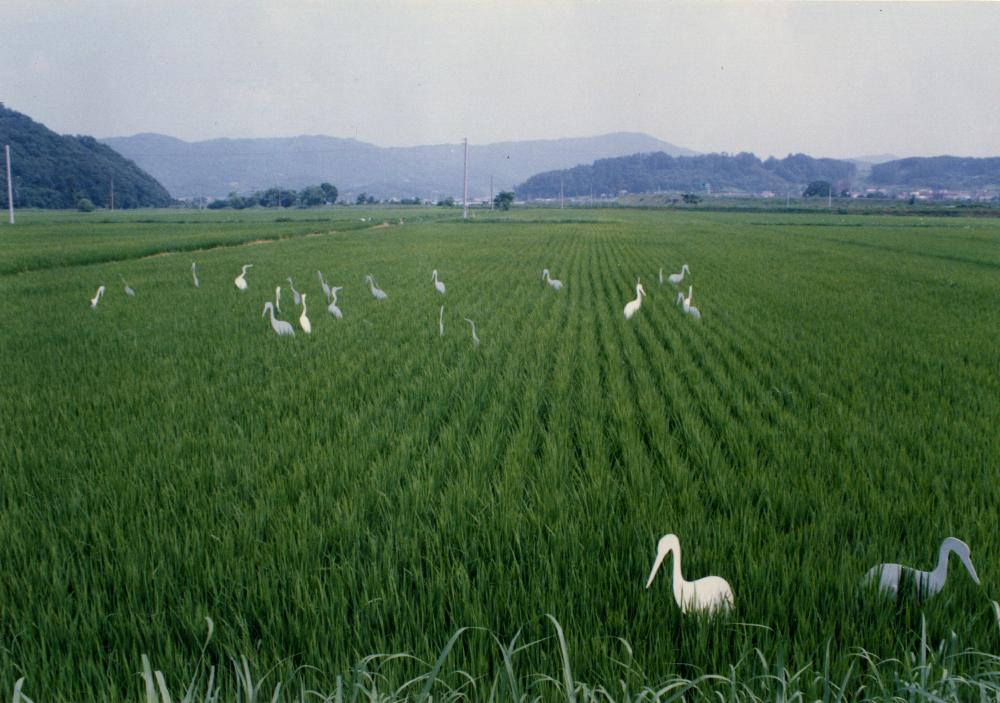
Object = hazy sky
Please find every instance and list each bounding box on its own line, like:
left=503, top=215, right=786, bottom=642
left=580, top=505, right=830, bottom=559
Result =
left=3, top=1, right=999, bottom=158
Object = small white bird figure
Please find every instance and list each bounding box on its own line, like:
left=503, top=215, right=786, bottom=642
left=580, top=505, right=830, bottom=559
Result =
left=658, top=267, right=664, bottom=285
left=365, top=274, right=388, bottom=300
left=675, top=291, right=685, bottom=307
left=317, top=271, right=331, bottom=303
left=667, top=264, right=690, bottom=286
left=683, top=286, right=701, bottom=320
left=624, top=279, right=647, bottom=320
left=262, top=301, right=295, bottom=336
left=432, top=269, right=446, bottom=295
left=234, top=264, right=253, bottom=290
left=646, top=533, right=734, bottom=614
left=439, top=305, right=445, bottom=336
left=327, top=286, right=343, bottom=318
left=864, top=537, right=980, bottom=599
left=299, top=293, right=311, bottom=334
left=89, top=285, right=105, bottom=310
left=121, top=276, right=135, bottom=297
left=464, top=318, right=480, bottom=346
left=274, top=286, right=282, bottom=313
left=191, top=262, right=200, bottom=288
left=287, top=277, right=301, bottom=306
left=542, top=268, right=563, bottom=291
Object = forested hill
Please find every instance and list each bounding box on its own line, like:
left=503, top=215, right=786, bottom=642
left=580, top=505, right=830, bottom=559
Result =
left=869, top=156, right=1000, bottom=190
left=516, top=152, right=857, bottom=199
left=0, top=104, right=173, bottom=209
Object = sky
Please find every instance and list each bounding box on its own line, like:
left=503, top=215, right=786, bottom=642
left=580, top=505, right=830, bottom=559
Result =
left=2, top=1, right=999, bottom=159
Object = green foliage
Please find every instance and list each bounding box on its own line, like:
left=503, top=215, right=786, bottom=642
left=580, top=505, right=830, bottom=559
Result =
left=1, top=207, right=999, bottom=699
left=75, top=197, right=95, bottom=212
left=871, top=156, right=1000, bottom=189
left=437, top=196, right=455, bottom=207
left=493, top=191, right=515, bottom=210
left=803, top=180, right=832, bottom=197
left=682, top=193, right=701, bottom=204
left=0, top=104, right=172, bottom=208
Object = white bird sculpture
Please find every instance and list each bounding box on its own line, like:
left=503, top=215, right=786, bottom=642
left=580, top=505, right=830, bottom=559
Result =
left=864, top=537, right=981, bottom=598
left=667, top=264, right=690, bottom=286
left=89, top=285, right=105, bottom=310
left=299, top=293, right=312, bottom=334
left=235, top=264, right=253, bottom=290
left=542, top=269, right=563, bottom=291
left=658, top=267, right=664, bottom=285
left=262, top=302, right=295, bottom=336
left=646, top=533, right=734, bottom=614
left=365, top=274, right=388, bottom=300
left=317, top=271, right=331, bottom=302
left=274, top=286, right=282, bottom=313
left=287, top=277, right=301, bottom=306
left=683, top=286, right=701, bottom=320
left=327, top=286, right=343, bottom=318
left=439, top=305, right=445, bottom=336
left=432, top=269, right=446, bottom=295
left=121, top=276, right=135, bottom=297
left=464, top=318, right=480, bottom=346
left=675, top=291, right=685, bottom=307
left=191, top=262, right=200, bottom=288
left=624, top=279, right=647, bottom=320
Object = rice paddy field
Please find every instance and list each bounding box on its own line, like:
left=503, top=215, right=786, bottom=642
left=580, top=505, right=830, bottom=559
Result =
left=1, top=206, right=999, bottom=701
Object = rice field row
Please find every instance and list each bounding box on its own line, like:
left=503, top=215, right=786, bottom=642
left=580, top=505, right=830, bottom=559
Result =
left=1, top=207, right=998, bottom=700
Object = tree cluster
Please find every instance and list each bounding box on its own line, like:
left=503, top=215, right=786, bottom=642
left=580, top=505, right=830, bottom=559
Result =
left=208, top=183, right=338, bottom=209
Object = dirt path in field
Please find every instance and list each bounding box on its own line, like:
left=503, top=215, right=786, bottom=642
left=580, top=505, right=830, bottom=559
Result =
left=136, top=228, right=346, bottom=261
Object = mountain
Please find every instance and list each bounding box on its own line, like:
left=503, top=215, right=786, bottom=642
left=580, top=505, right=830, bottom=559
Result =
left=869, top=156, right=1000, bottom=190
left=0, top=104, right=172, bottom=209
left=515, top=151, right=856, bottom=199
left=100, top=132, right=695, bottom=200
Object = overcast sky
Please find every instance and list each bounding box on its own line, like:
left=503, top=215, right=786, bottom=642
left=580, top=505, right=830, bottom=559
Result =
left=3, top=1, right=998, bottom=158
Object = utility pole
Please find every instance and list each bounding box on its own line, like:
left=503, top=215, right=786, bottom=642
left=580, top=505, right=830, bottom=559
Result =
left=110, top=176, right=115, bottom=211
left=5, top=145, right=13, bottom=225
left=560, top=176, right=564, bottom=209
left=462, top=137, right=469, bottom=219
left=490, top=175, right=494, bottom=210
left=827, top=182, right=832, bottom=209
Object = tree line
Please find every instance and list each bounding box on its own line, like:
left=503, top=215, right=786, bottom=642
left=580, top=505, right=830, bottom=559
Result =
left=208, top=183, right=339, bottom=209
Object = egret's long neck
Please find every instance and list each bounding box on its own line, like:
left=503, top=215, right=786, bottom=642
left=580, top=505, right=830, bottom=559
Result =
left=934, top=542, right=952, bottom=581
left=671, top=546, right=685, bottom=606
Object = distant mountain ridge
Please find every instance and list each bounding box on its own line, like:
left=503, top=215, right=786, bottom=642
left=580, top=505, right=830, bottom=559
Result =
left=0, top=104, right=172, bottom=209
left=101, top=132, right=696, bottom=200
left=516, top=151, right=857, bottom=199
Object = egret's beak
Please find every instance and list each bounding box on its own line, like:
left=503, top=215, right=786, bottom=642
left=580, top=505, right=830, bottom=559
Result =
left=959, top=552, right=981, bottom=585
left=645, top=550, right=666, bottom=589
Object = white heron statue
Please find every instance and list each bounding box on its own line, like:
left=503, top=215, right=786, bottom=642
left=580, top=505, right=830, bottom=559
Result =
left=327, top=286, right=343, bottom=318
left=683, top=286, right=701, bottom=320
left=864, top=537, right=980, bottom=598
left=121, top=276, right=135, bottom=297
left=365, top=274, right=388, bottom=300
left=624, top=279, right=646, bottom=320
left=89, top=285, right=105, bottom=310
left=542, top=269, right=563, bottom=291
left=191, top=262, right=200, bottom=288
left=439, top=305, right=445, bottom=336
left=658, top=267, right=664, bottom=285
left=432, top=269, right=446, bottom=295
left=262, top=302, right=295, bottom=336
left=287, top=277, right=301, bottom=306
left=317, top=271, right=331, bottom=302
left=234, top=264, right=253, bottom=290
left=274, top=286, right=282, bottom=313
left=464, top=318, right=480, bottom=346
left=646, top=533, right=734, bottom=614
left=667, top=264, right=690, bottom=286
left=299, top=293, right=311, bottom=334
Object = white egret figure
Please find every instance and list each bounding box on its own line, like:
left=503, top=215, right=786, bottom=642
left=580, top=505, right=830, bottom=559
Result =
left=864, top=537, right=980, bottom=598
left=89, top=285, right=106, bottom=310
left=274, top=286, right=282, bottom=313
left=646, top=534, right=734, bottom=614
left=262, top=302, right=295, bottom=336
left=121, top=276, right=135, bottom=297
left=542, top=269, right=563, bottom=291
left=623, top=279, right=647, bottom=320
left=365, top=274, right=388, bottom=300
left=327, top=286, right=343, bottom=318
left=234, top=264, right=253, bottom=290
left=299, top=293, right=312, bottom=334
left=675, top=291, right=685, bottom=307
left=432, top=269, right=446, bottom=295
left=667, top=264, right=690, bottom=286
left=317, top=271, right=331, bottom=302
left=438, top=305, right=445, bottom=336
left=191, top=262, right=200, bottom=288
left=287, top=277, right=301, bottom=306
left=464, top=318, right=480, bottom=347
left=658, top=267, right=664, bottom=285
left=682, top=286, right=701, bottom=320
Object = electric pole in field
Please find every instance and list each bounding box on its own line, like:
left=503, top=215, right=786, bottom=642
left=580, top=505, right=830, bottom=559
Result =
left=560, top=176, right=564, bottom=209
left=462, top=138, right=469, bottom=219
left=490, top=175, right=494, bottom=210
left=110, top=176, right=115, bottom=211
left=5, top=145, right=13, bottom=225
